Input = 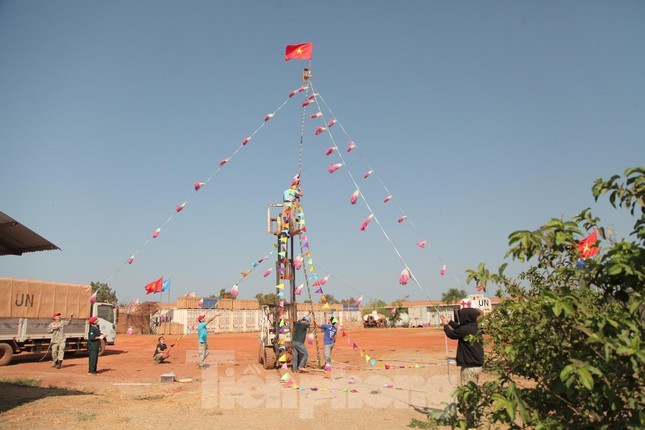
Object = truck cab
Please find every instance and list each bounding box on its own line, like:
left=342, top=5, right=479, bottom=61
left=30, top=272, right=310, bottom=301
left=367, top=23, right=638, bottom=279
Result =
left=94, top=302, right=117, bottom=345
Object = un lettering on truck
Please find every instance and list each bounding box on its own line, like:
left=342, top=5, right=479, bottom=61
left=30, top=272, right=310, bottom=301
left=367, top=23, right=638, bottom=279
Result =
left=0, top=278, right=92, bottom=319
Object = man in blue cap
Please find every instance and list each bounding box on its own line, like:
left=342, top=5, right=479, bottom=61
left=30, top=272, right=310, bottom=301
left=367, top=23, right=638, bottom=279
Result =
left=292, top=313, right=311, bottom=373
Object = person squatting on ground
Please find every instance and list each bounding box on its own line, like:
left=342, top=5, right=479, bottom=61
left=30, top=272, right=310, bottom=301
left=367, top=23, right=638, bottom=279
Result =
left=153, top=336, right=168, bottom=364
left=292, top=314, right=311, bottom=373
left=87, top=316, right=102, bottom=375
left=197, top=313, right=220, bottom=369
left=48, top=312, right=73, bottom=369
left=441, top=307, right=484, bottom=385
left=319, top=317, right=338, bottom=370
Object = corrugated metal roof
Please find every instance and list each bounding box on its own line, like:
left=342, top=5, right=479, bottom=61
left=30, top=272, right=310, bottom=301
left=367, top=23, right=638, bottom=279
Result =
left=0, top=211, right=60, bottom=256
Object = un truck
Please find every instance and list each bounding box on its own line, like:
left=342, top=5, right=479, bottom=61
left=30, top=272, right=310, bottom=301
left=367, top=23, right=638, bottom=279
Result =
left=0, top=278, right=117, bottom=366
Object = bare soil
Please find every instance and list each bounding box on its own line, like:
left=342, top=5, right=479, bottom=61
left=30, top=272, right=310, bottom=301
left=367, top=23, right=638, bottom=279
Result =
left=0, top=326, right=463, bottom=429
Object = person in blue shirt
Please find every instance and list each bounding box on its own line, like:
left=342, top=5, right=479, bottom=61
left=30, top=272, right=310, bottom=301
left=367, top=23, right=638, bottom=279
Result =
left=319, top=317, right=338, bottom=370
left=196, top=313, right=221, bottom=369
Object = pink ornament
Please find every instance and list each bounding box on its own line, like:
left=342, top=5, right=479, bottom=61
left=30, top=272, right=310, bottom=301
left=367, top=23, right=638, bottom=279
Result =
left=325, top=147, right=336, bottom=156
left=230, top=284, right=239, bottom=297
left=398, top=216, right=407, bottom=223
left=360, top=214, right=374, bottom=231
left=350, top=189, right=359, bottom=205
left=307, top=93, right=318, bottom=100
left=315, top=126, right=327, bottom=135
left=298, top=85, right=308, bottom=93
left=219, top=158, right=229, bottom=166
left=194, top=182, right=204, bottom=191
left=363, top=170, right=373, bottom=178
left=440, top=265, right=447, bottom=276
left=288, top=89, right=297, bottom=98
left=264, top=113, right=273, bottom=121
left=327, top=118, right=337, bottom=127
left=384, top=195, right=392, bottom=203
left=89, top=293, right=97, bottom=303
left=347, top=141, right=356, bottom=152
left=417, top=241, right=426, bottom=248
left=328, top=163, right=342, bottom=173
left=152, top=228, right=161, bottom=239
left=242, top=137, right=251, bottom=145
left=176, top=202, right=186, bottom=212
left=263, top=268, right=273, bottom=278
left=355, top=295, right=363, bottom=307
left=302, top=100, right=313, bottom=107
left=399, top=268, right=410, bottom=285
left=127, top=256, right=135, bottom=264
left=295, top=284, right=304, bottom=295
left=310, top=112, right=322, bottom=118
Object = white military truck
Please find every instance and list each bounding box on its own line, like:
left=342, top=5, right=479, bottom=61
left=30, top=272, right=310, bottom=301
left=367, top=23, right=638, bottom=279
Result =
left=0, top=278, right=117, bottom=366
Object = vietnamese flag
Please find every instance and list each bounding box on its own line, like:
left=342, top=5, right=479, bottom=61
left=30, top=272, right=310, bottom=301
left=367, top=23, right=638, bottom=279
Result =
left=285, top=43, right=313, bottom=61
left=145, top=277, right=163, bottom=295
left=576, top=230, right=599, bottom=259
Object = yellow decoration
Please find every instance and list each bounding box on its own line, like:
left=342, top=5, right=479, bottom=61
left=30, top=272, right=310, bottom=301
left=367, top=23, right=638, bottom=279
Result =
left=279, top=354, right=287, bottom=362
left=276, top=283, right=284, bottom=289
left=323, top=303, right=330, bottom=309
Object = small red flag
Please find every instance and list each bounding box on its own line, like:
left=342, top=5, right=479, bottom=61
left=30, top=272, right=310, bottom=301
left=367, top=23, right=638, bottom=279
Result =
left=576, top=230, right=599, bottom=259
left=285, top=43, right=313, bottom=61
left=145, top=277, right=163, bottom=295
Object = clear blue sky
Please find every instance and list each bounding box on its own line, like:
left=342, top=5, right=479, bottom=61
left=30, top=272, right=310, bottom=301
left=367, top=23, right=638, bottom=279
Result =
left=1, top=1, right=643, bottom=305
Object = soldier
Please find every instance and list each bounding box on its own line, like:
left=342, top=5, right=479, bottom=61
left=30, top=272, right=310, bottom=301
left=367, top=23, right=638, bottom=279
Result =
left=47, top=312, right=73, bottom=369
left=88, top=316, right=102, bottom=375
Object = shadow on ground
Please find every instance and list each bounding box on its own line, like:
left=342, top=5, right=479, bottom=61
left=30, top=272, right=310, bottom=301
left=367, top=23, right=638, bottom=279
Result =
left=0, top=382, right=91, bottom=413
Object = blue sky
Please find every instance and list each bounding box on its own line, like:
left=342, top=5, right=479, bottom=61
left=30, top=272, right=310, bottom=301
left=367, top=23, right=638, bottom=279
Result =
left=1, top=1, right=643, bottom=305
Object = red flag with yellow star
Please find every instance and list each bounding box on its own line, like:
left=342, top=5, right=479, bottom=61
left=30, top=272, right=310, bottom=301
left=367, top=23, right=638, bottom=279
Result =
left=576, top=230, right=599, bottom=259
left=285, top=43, right=313, bottom=61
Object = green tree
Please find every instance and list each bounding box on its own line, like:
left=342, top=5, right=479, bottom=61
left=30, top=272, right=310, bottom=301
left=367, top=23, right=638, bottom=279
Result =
left=362, top=299, right=387, bottom=317
left=255, top=293, right=278, bottom=306
left=90, top=281, right=118, bottom=305
left=421, top=168, right=644, bottom=429
left=216, top=288, right=236, bottom=300
left=441, top=288, right=468, bottom=304
left=320, top=293, right=338, bottom=304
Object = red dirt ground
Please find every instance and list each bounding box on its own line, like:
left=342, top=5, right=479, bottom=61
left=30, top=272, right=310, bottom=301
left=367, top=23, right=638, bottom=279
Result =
left=0, top=326, right=461, bottom=429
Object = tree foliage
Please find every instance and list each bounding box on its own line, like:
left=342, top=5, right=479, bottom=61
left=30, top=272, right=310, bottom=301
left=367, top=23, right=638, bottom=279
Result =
left=255, top=293, right=278, bottom=306
left=442, top=288, right=468, bottom=304
left=425, top=167, right=644, bottom=429
left=90, top=281, right=118, bottom=305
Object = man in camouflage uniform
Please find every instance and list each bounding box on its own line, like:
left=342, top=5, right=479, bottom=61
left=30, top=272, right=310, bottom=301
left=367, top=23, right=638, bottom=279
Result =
left=48, top=312, right=73, bottom=369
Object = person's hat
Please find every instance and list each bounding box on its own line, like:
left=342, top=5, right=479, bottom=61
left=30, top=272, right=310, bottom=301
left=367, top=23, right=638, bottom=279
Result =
left=197, top=315, right=206, bottom=322
left=89, top=316, right=98, bottom=324
left=52, top=312, right=61, bottom=318
left=303, top=316, right=310, bottom=322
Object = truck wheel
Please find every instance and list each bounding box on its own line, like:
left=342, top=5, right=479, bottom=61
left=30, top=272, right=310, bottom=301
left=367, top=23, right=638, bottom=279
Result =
left=262, top=347, right=277, bottom=370
left=0, top=343, right=13, bottom=366
left=98, top=339, right=107, bottom=356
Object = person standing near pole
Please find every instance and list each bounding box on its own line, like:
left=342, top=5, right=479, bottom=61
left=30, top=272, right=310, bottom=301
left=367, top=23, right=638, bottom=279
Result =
left=197, top=313, right=220, bottom=369
left=319, top=317, right=338, bottom=371
left=48, top=312, right=73, bottom=369
left=292, top=313, right=311, bottom=373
